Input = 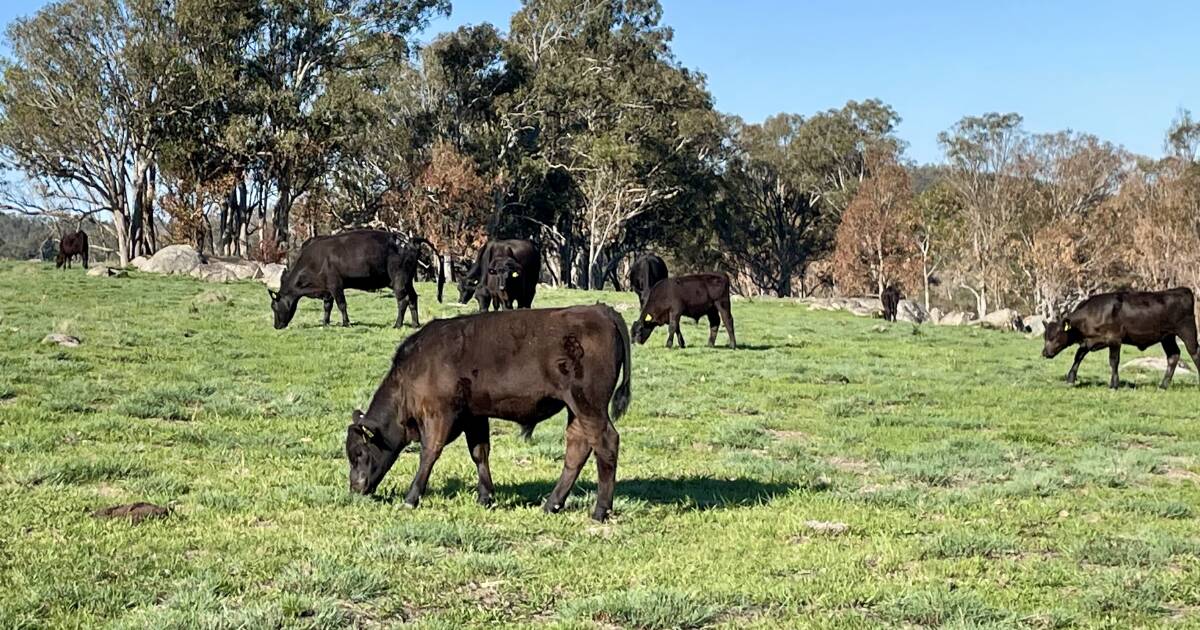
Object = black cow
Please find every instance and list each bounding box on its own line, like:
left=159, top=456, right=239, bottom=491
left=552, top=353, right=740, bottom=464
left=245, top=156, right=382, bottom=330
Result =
left=55, top=231, right=89, bottom=269
left=346, top=304, right=632, bottom=521
left=1042, top=287, right=1200, bottom=389
left=881, top=284, right=902, bottom=322
left=628, top=253, right=668, bottom=307
left=478, top=256, right=523, bottom=312
left=631, top=272, right=736, bottom=349
left=268, top=230, right=443, bottom=329
left=457, top=239, right=540, bottom=308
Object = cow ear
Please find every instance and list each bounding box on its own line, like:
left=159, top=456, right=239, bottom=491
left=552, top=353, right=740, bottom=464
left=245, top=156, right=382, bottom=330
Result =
left=268, top=289, right=280, bottom=301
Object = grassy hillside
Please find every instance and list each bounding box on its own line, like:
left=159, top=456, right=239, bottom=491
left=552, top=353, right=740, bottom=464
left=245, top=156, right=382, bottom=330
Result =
left=1, top=261, right=1199, bottom=628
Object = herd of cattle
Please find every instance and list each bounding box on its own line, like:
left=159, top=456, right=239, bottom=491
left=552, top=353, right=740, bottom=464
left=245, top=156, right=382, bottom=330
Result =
left=50, top=227, right=1200, bottom=520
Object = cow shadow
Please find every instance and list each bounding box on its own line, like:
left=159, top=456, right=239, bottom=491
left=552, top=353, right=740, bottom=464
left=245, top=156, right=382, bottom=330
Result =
left=431, top=474, right=800, bottom=511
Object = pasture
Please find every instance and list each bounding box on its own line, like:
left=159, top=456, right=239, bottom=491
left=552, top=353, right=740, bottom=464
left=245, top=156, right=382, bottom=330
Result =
left=2, top=261, right=1199, bottom=628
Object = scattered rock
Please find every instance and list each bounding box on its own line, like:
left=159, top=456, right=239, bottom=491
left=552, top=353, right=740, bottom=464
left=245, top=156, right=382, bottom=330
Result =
left=141, top=245, right=203, bottom=275
left=1023, top=315, right=1047, bottom=336
left=190, top=264, right=239, bottom=283
left=208, top=257, right=262, bottom=280
left=129, top=256, right=151, bottom=270
left=261, top=263, right=287, bottom=291
left=895, top=299, right=928, bottom=324
left=928, top=307, right=944, bottom=325
left=975, top=308, right=1023, bottom=331
left=42, top=333, right=81, bottom=347
left=872, top=324, right=889, bottom=333
left=87, top=266, right=127, bottom=278
left=1123, top=357, right=1193, bottom=375
left=91, top=502, right=170, bottom=524
left=937, top=311, right=973, bottom=326
left=803, top=520, right=849, bottom=535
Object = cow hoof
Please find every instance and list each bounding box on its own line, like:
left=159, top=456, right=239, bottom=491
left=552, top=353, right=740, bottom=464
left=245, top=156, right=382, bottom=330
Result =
left=477, top=495, right=494, bottom=508
left=543, top=501, right=563, bottom=514
left=591, top=508, right=610, bottom=522
left=402, top=499, right=419, bottom=509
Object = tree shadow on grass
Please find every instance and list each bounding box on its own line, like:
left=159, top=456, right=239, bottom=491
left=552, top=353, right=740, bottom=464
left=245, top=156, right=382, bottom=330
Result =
left=428, top=475, right=801, bottom=511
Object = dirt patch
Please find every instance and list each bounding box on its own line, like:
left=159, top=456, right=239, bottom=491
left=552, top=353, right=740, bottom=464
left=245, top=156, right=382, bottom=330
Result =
left=828, top=456, right=877, bottom=475
left=91, top=502, right=169, bottom=524
left=1160, top=466, right=1200, bottom=483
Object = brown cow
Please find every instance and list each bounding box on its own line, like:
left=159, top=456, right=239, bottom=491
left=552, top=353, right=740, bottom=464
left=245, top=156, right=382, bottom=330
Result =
left=346, top=304, right=632, bottom=522
left=630, top=272, right=736, bottom=349
left=55, top=231, right=89, bottom=269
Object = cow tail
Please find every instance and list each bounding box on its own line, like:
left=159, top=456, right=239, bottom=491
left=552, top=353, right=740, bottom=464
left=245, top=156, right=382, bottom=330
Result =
left=410, top=237, right=445, bottom=303
left=607, top=306, right=632, bottom=421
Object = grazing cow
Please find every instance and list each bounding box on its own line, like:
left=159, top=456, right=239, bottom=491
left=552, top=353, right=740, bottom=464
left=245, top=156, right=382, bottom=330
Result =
left=881, top=284, right=902, bottom=322
left=1042, top=287, right=1200, bottom=389
left=628, top=253, right=668, bottom=306
left=55, top=231, right=89, bottom=269
left=630, top=272, right=736, bottom=349
left=268, top=230, right=443, bottom=329
left=457, top=239, right=541, bottom=308
left=478, top=256, right=522, bottom=312
left=346, top=304, right=632, bottom=521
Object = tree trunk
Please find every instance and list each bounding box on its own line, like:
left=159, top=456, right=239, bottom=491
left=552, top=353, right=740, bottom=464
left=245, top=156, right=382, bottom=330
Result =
left=272, top=180, right=292, bottom=249
left=775, top=263, right=793, bottom=297
left=113, top=208, right=130, bottom=268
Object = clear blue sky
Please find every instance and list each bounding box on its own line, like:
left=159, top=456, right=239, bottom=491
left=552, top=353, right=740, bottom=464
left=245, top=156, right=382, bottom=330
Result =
left=4, top=1, right=1197, bottom=163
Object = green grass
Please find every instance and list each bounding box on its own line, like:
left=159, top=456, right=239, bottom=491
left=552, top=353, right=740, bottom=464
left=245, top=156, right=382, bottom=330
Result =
left=2, top=260, right=1200, bottom=628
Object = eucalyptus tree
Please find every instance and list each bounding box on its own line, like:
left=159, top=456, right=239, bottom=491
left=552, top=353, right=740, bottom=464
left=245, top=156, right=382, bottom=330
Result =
left=716, top=101, right=900, bottom=296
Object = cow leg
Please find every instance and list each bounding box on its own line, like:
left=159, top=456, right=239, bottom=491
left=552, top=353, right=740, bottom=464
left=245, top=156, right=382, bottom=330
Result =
left=589, top=419, right=620, bottom=522
left=1108, top=345, right=1121, bottom=389
left=333, top=287, right=350, bottom=327
left=407, top=284, right=421, bottom=327
left=718, top=299, right=737, bottom=349
left=81, top=250, right=88, bottom=269
left=1178, top=327, right=1200, bottom=385
left=1065, top=345, right=1089, bottom=385
left=321, top=297, right=334, bottom=326
left=1161, top=338, right=1182, bottom=389
left=464, top=418, right=494, bottom=507
left=404, top=419, right=454, bottom=508
left=706, top=309, right=720, bottom=347
left=667, top=312, right=685, bottom=349
left=544, top=413, right=591, bottom=514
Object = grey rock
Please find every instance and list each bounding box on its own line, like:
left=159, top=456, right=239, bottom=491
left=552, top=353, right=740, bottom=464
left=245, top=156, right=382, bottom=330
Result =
left=895, top=299, right=928, bottom=324
left=142, top=245, right=202, bottom=275
left=42, top=333, right=81, bottom=347
left=261, top=263, right=287, bottom=291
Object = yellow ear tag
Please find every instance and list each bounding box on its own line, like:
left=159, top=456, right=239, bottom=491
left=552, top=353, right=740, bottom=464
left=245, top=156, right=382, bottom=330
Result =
left=511, top=271, right=519, bottom=278
left=644, top=314, right=653, bottom=322
left=1063, top=321, right=1071, bottom=331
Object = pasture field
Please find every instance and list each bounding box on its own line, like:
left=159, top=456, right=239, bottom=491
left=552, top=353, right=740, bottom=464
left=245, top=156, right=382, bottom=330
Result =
left=3, top=261, right=1200, bottom=629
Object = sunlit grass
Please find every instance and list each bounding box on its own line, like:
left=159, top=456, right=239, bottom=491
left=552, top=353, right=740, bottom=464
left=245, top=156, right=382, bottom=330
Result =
left=2, top=260, right=1199, bottom=628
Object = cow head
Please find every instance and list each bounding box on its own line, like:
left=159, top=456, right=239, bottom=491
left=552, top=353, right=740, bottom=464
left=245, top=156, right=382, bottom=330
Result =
left=630, top=311, right=660, bottom=345
left=486, top=256, right=522, bottom=294
left=54, top=252, right=66, bottom=268
left=268, top=289, right=300, bottom=329
left=457, top=276, right=479, bottom=304
left=1042, top=319, right=1077, bottom=358
left=345, top=409, right=413, bottom=495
